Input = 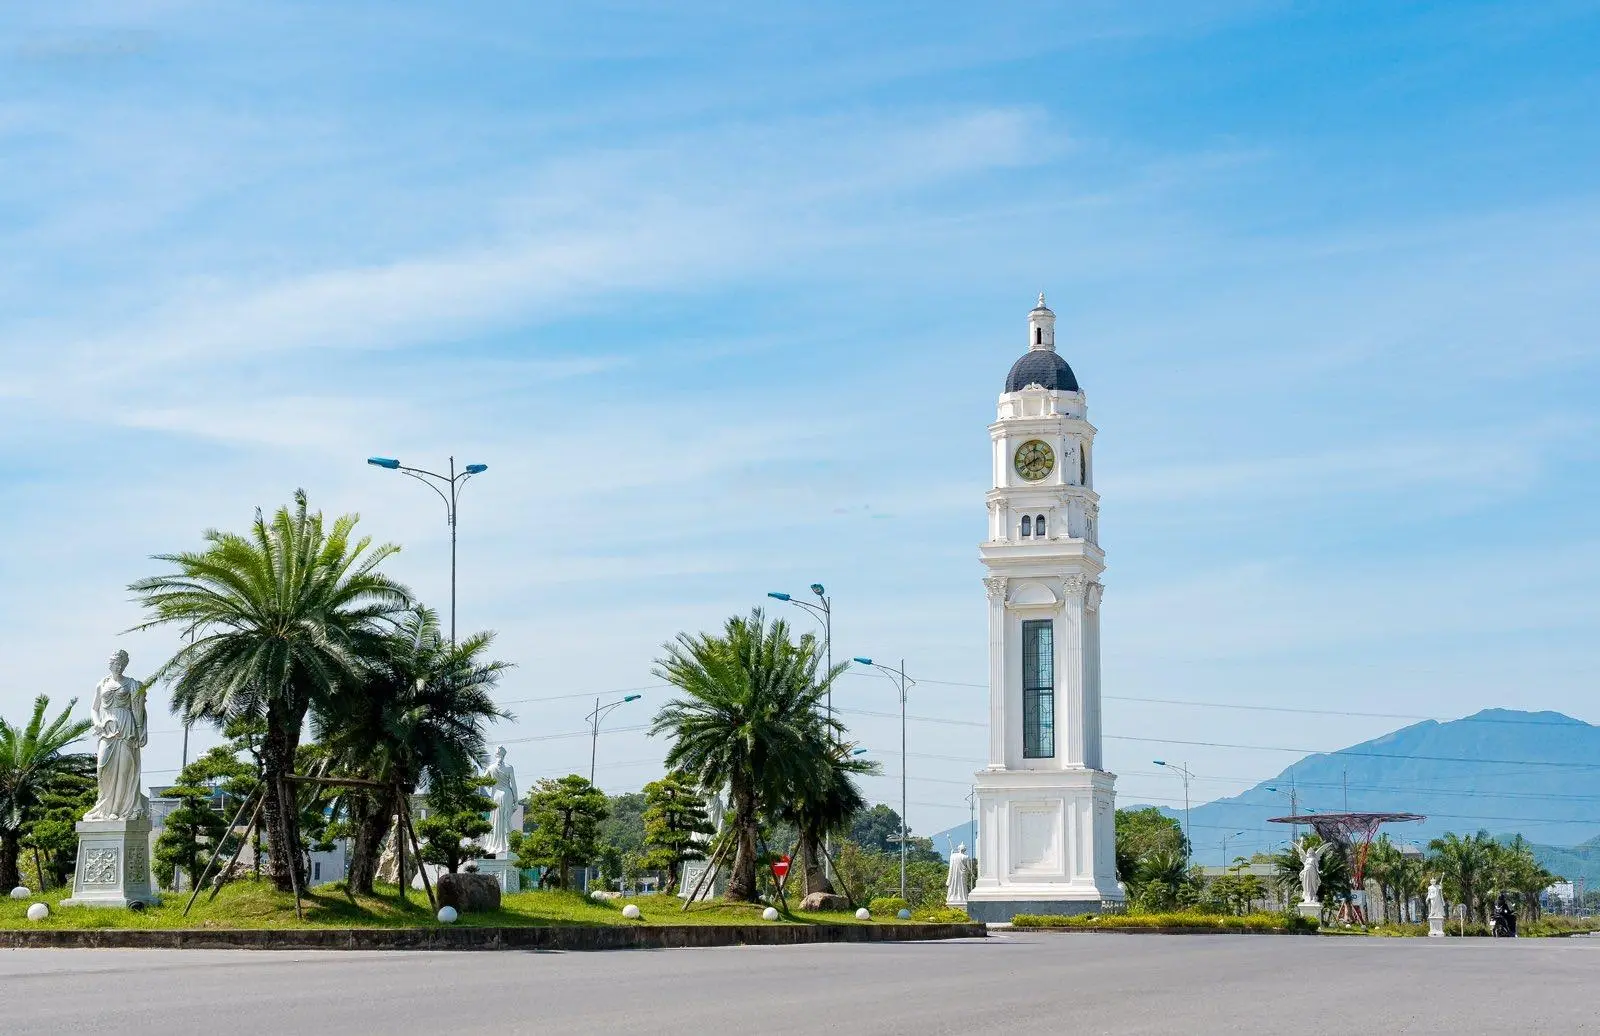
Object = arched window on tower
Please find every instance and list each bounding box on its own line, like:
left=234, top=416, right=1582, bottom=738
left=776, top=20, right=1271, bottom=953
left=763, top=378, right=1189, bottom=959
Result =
left=1020, top=514, right=1032, bottom=538
left=1034, top=326, right=1043, bottom=345
left=1035, top=514, right=1047, bottom=538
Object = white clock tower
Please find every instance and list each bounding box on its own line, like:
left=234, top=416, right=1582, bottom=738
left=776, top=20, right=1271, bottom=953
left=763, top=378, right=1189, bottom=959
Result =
left=966, top=295, right=1124, bottom=922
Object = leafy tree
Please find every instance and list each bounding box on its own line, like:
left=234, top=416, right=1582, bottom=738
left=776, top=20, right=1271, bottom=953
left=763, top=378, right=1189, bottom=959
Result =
left=417, top=775, right=494, bottom=875
left=640, top=771, right=713, bottom=890
left=598, top=792, right=648, bottom=861
left=314, top=606, right=509, bottom=893
left=19, top=768, right=95, bottom=890
left=0, top=696, right=93, bottom=890
left=651, top=609, right=838, bottom=901
left=152, top=746, right=254, bottom=889
left=130, top=491, right=411, bottom=892
left=1115, top=807, right=1188, bottom=884
left=846, top=804, right=943, bottom=864
left=520, top=775, right=609, bottom=889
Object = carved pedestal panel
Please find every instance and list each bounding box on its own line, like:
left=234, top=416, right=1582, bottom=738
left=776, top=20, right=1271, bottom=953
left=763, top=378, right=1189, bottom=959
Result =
left=62, top=817, right=160, bottom=909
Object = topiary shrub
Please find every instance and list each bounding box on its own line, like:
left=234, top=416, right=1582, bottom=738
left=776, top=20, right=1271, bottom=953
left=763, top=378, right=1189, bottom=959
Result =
left=868, top=896, right=909, bottom=916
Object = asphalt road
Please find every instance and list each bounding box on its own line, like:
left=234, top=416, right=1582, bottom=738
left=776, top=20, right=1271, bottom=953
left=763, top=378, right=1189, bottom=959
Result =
left=4, top=933, right=1597, bottom=1035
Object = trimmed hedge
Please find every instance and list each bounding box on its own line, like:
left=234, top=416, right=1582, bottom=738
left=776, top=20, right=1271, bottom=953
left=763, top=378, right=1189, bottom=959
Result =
left=868, top=897, right=910, bottom=916
left=1012, top=911, right=1317, bottom=934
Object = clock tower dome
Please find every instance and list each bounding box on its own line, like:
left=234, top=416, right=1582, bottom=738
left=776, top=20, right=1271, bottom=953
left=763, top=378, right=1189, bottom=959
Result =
left=966, top=294, right=1123, bottom=921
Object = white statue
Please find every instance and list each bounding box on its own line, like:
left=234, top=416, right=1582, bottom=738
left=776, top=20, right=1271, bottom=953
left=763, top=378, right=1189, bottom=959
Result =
left=1293, top=837, right=1330, bottom=906
left=84, top=651, right=149, bottom=822
left=480, top=747, right=517, bottom=858
left=946, top=843, right=972, bottom=907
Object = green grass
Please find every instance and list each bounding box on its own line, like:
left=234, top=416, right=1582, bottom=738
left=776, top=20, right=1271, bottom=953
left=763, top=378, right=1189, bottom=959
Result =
left=1011, top=910, right=1317, bottom=933
left=0, top=881, right=919, bottom=931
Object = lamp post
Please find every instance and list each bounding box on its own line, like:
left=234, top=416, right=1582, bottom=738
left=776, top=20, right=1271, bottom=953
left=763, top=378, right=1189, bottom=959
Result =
left=586, top=695, right=642, bottom=785
left=767, top=584, right=832, bottom=732
left=1264, top=776, right=1300, bottom=846
left=854, top=656, right=914, bottom=900
left=366, top=455, right=488, bottom=644
left=1153, top=760, right=1195, bottom=845
left=1220, top=830, right=1245, bottom=872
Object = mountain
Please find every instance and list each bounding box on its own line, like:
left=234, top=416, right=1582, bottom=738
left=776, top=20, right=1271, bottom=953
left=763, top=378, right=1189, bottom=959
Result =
left=1136, top=709, right=1600, bottom=867
left=1526, top=834, right=1600, bottom=888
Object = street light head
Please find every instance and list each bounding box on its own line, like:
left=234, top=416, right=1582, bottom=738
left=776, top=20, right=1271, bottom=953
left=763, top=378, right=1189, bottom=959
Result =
left=1153, top=759, right=1167, bottom=767
left=851, top=748, right=869, bottom=756
left=623, top=695, right=642, bottom=703
left=809, top=583, right=826, bottom=597
left=767, top=592, right=792, bottom=601
left=367, top=457, right=401, bottom=469
left=464, top=463, right=488, bottom=474
left=852, top=656, right=873, bottom=666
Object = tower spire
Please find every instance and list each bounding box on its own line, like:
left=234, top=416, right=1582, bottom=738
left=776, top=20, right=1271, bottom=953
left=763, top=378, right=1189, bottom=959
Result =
left=1028, top=293, right=1056, bottom=352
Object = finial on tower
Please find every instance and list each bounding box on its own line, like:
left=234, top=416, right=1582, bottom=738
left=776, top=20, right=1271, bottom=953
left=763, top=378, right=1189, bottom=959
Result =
left=1027, top=292, right=1056, bottom=351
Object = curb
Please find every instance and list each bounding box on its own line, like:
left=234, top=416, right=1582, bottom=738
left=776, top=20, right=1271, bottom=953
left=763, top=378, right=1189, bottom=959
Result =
left=0, top=922, right=985, bottom=952
left=1010, top=926, right=1314, bottom=936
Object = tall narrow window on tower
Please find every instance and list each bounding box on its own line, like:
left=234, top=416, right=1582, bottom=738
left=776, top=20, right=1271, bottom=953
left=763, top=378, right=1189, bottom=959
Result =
left=1021, top=514, right=1032, bottom=538
left=1021, top=619, right=1055, bottom=758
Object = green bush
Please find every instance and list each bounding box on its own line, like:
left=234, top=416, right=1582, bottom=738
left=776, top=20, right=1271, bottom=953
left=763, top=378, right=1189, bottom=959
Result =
left=868, top=896, right=910, bottom=916
left=913, top=906, right=971, bottom=924
left=1011, top=910, right=1315, bottom=934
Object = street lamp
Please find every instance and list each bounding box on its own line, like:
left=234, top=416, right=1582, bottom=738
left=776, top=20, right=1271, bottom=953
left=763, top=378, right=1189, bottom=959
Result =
left=366, top=455, right=488, bottom=643
left=1220, top=830, right=1245, bottom=871
left=854, top=656, right=914, bottom=901
left=767, top=584, right=832, bottom=732
left=1153, top=760, right=1195, bottom=845
left=1263, top=778, right=1301, bottom=846
left=586, top=694, right=643, bottom=785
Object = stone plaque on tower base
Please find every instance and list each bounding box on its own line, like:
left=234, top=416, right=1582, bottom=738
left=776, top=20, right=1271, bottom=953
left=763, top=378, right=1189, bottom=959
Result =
left=62, top=817, right=160, bottom=909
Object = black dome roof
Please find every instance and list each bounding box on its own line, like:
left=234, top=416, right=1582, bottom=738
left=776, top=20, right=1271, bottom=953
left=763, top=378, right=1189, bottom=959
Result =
left=1005, top=350, right=1079, bottom=393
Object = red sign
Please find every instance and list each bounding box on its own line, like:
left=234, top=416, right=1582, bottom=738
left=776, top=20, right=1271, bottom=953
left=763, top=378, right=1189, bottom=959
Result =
left=771, top=856, right=791, bottom=879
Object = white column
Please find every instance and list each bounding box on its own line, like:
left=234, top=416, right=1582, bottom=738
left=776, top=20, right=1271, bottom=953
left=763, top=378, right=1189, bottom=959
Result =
left=1059, top=574, right=1087, bottom=767
left=984, top=577, right=1007, bottom=767
left=1084, top=581, right=1104, bottom=771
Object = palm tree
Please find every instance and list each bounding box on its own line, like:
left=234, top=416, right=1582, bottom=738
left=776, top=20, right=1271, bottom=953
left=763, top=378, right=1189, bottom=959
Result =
left=781, top=739, right=877, bottom=897
left=0, top=696, right=93, bottom=890
left=1428, top=830, right=1492, bottom=924
left=651, top=609, right=836, bottom=902
left=130, top=491, right=410, bottom=892
left=315, top=607, right=511, bottom=893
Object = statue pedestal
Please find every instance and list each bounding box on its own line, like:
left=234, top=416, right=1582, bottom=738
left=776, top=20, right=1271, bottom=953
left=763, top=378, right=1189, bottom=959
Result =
left=62, top=818, right=160, bottom=909
left=1428, top=915, right=1445, bottom=938
left=1297, top=901, right=1322, bottom=922
left=471, top=857, right=521, bottom=894
left=677, top=859, right=719, bottom=901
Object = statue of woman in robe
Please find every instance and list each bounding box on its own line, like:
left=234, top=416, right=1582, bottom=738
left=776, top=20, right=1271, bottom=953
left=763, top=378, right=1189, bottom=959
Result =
left=84, top=650, right=149, bottom=822
left=945, top=843, right=972, bottom=906
left=480, top=747, right=517, bottom=858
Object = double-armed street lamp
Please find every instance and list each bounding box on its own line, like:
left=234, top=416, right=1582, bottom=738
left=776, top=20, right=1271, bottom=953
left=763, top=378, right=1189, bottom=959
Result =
left=1220, top=830, right=1246, bottom=872
left=853, top=656, right=914, bottom=901
left=767, top=583, right=832, bottom=731
left=1153, top=760, right=1195, bottom=844
left=366, top=455, right=488, bottom=644
left=587, top=694, right=642, bottom=785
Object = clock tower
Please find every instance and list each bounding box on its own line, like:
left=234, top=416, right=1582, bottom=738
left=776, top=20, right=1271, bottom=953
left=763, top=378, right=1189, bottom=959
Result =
left=966, top=295, right=1124, bottom=921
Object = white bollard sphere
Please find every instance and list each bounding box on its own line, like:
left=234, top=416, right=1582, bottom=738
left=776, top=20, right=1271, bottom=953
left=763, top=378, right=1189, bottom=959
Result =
left=10, top=886, right=30, bottom=900
left=762, top=906, right=779, bottom=921
left=897, top=908, right=912, bottom=920
left=622, top=904, right=641, bottom=920
left=856, top=907, right=871, bottom=921
left=436, top=906, right=458, bottom=923
left=27, top=903, right=49, bottom=922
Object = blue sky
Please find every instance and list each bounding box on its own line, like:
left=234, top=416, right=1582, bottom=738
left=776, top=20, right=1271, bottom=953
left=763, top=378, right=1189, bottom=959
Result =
left=2, top=2, right=1597, bottom=859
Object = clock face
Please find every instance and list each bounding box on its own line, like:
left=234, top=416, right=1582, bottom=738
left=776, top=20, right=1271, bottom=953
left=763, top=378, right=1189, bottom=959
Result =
left=1014, top=440, right=1055, bottom=482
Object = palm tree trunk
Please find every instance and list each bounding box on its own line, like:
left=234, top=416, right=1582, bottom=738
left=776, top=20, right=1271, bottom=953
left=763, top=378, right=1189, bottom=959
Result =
left=724, top=786, right=759, bottom=902
left=798, top=828, right=831, bottom=896
left=260, top=709, right=306, bottom=893
left=345, top=790, right=395, bottom=894
left=0, top=832, right=21, bottom=891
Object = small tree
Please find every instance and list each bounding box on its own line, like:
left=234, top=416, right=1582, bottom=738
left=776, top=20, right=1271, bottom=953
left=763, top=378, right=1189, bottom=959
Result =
left=0, top=696, right=93, bottom=890
left=20, top=769, right=95, bottom=890
left=640, top=771, right=714, bottom=890
left=519, top=775, right=608, bottom=889
left=418, top=776, right=493, bottom=875
left=153, top=746, right=255, bottom=889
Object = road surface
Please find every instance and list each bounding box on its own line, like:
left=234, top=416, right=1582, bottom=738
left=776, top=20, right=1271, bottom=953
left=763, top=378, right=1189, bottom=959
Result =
left=4, top=932, right=1596, bottom=1034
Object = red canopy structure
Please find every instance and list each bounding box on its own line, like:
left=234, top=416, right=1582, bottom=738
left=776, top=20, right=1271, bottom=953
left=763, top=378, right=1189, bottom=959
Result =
left=1269, top=812, right=1424, bottom=925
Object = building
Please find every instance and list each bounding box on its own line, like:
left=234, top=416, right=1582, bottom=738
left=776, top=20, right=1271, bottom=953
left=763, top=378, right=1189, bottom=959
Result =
left=967, top=296, right=1124, bottom=922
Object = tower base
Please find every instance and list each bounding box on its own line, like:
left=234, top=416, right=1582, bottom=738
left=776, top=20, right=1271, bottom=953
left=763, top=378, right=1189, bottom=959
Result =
left=967, top=766, right=1123, bottom=924
left=62, top=818, right=160, bottom=909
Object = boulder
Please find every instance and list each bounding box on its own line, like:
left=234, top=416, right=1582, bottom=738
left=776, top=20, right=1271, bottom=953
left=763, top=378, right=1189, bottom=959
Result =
left=800, top=892, right=850, bottom=912
left=436, top=871, right=502, bottom=914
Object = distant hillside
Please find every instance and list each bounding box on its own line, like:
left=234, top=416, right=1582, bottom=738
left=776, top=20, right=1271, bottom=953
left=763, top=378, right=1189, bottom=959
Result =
left=1528, top=834, right=1600, bottom=887
left=1136, top=709, right=1600, bottom=867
